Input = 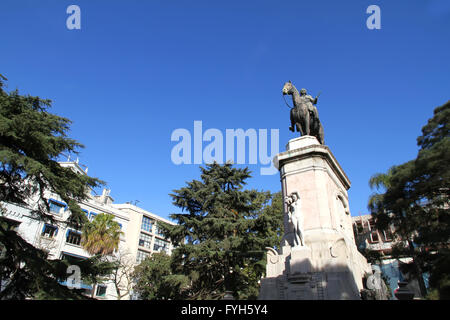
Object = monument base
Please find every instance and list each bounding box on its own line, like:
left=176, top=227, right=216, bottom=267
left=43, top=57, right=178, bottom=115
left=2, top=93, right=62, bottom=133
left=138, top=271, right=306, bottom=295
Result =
left=259, top=136, right=372, bottom=300
left=260, top=232, right=367, bottom=300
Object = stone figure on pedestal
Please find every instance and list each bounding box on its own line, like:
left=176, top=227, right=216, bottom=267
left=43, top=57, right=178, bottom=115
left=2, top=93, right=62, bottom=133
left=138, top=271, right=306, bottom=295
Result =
left=285, top=191, right=304, bottom=247
left=258, top=82, right=374, bottom=300
left=282, top=81, right=325, bottom=145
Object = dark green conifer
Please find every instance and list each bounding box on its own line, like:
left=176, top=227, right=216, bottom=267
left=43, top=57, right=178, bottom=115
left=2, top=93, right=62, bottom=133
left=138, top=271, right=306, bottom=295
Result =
left=369, top=101, right=450, bottom=299
left=0, top=75, right=113, bottom=299
left=161, top=162, right=283, bottom=299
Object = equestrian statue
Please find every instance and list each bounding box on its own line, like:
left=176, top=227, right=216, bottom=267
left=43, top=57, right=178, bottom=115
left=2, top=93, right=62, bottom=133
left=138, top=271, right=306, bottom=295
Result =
left=282, top=80, right=324, bottom=145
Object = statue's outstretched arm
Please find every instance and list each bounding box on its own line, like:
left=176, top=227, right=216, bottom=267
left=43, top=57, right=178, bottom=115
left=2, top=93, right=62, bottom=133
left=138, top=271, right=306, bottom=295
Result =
left=313, top=91, right=321, bottom=104
left=306, top=95, right=318, bottom=105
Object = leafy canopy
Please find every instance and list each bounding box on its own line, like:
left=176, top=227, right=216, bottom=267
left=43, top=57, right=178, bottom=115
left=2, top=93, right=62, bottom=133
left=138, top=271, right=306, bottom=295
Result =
left=132, top=252, right=190, bottom=300
left=82, top=213, right=123, bottom=256
left=0, top=75, right=112, bottom=299
left=160, top=162, right=283, bottom=299
left=368, top=101, right=450, bottom=299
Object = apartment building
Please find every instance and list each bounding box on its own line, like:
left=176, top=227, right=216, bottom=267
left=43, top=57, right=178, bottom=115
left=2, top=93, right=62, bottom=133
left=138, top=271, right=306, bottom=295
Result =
left=352, top=214, right=428, bottom=299
left=112, top=203, right=174, bottom=265
left=0, top=160, right=175, bottom=300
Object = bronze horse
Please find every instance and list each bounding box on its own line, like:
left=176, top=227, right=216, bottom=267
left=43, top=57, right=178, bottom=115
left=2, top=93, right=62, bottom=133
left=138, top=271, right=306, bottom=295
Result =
left=282, top=81, right=324, bottom=145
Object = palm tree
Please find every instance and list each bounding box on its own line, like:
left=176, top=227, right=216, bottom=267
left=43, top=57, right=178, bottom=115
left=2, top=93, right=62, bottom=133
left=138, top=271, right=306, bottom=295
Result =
left=82, top=213, right=123, bottom=256
left=81, top=213, right=123, bottom=298
left=368, top=167, right=395, bottom=213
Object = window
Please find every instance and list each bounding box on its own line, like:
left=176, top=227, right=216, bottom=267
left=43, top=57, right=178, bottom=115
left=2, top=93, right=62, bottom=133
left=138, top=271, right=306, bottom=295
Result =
left=41, top=224, right=58, bottom=238
left=155, top=224, right=165, bottom=237
left=353, top=222, right=364, bottom=235
left=368, top=219, right=379, bottom=243
left=96, top=285, right=107, bottom=298
left=362, top=221, right=370, bottom=233
left=153, top=238, right=169, bottom=252
left=61, top=252, right=86, bottom=264
left=49, top=200, right=65, bottom=214
left=141, top=216, right=154, bottom=232
left=82, top=209, right=89, bottom=218
left=370, top=230, right=379, bottom=243
left=356, top=222, right=363, bottom=234
left=66, top=230, right=82, bottom=246
left=138, top=233, right=152, bottom=249
left=89, top=212, right=98, bottom=221
left=383, top=228, right=393, bottom=242
left=136, top=250, right=150, bottom=264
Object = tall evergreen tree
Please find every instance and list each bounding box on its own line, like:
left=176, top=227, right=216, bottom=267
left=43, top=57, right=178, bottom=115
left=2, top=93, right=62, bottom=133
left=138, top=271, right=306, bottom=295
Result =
left=369, top=101, right=450, bottom=299
left=161, top=162, right=283, bottom=299
left=0, top=75, right=113, bottom=299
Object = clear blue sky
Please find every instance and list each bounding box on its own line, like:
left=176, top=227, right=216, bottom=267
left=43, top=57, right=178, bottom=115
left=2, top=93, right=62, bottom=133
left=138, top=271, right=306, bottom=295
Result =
left=1, top=0, right=449, bottom=221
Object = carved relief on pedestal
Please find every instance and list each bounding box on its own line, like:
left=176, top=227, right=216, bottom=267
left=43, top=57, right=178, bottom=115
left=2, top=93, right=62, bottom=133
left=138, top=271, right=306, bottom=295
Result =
left=330, top=238, right=348, bottom=259
left=266, top=247, right=279, bottom=264
left=335, top=192, right=350, bottom=232
left=265, top=247, right=281, bottom=278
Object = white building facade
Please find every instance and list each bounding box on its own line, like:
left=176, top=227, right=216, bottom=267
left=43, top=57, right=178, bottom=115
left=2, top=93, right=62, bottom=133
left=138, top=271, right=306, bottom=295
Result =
left=0, top=161, right=175, bottom=300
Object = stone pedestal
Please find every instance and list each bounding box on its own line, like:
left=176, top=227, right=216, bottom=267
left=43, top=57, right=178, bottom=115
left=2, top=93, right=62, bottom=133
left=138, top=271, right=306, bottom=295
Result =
left=290, top=246, right=312, bottom=274
left=259, top=136, right=372, bottom=300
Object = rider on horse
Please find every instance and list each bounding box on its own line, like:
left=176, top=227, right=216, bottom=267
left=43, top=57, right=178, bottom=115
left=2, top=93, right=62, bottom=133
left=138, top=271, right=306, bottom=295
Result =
left=299, top=88, right=320, bottom=128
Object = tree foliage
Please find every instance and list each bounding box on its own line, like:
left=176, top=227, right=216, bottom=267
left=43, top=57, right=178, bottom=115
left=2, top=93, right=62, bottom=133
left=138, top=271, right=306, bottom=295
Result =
left=157, top=163, right=283, bottom=300
left=132, top=252, right=190, bottom=300
left=0, top=75, right=113, bottom=299
left=368, top=101, right=450, bottom=299
left=82, top=213, right=123, bottom=256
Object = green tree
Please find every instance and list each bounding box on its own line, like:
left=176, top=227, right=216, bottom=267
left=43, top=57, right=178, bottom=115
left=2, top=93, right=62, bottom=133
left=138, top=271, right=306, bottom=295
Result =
left=132, top=252, right=190, bottom=300
left=368, top=101, right=450, bottom=299
left=0, top=75, right=113, bottom=299
left=81, top=212, right=123, bottom=298
left=82, top=213, right=123, bottom=256
left=161, top=162, right=283, bottom=299
left=81, top=213, right=123, bottom=298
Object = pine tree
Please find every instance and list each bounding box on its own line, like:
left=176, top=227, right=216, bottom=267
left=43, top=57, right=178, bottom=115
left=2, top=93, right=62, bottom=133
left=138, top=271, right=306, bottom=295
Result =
left=0, top=75, right=114, bottom=299
left=161, top=162, right=283, bottom=299
left=369, top=101, right=450, bottom=299
left=132, top=252, right=190, bottom=300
